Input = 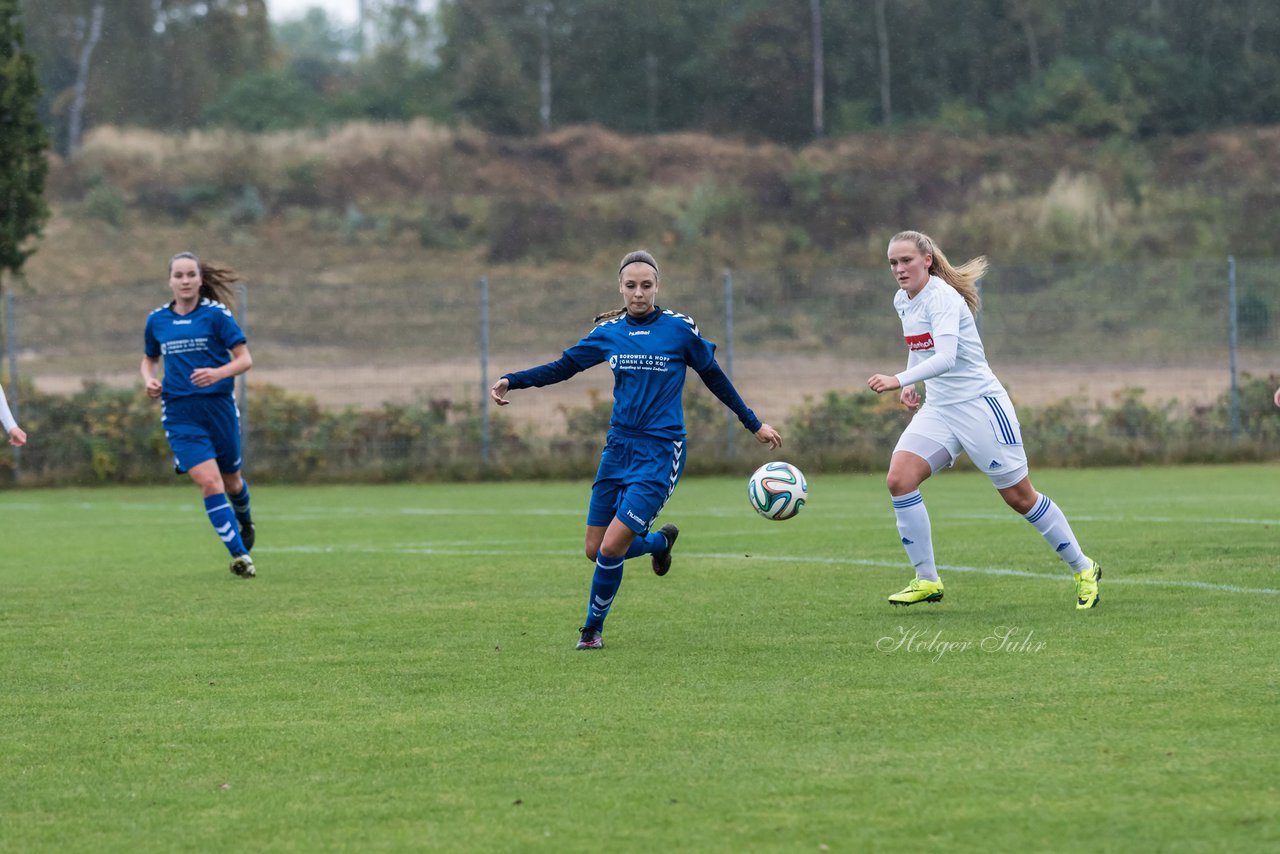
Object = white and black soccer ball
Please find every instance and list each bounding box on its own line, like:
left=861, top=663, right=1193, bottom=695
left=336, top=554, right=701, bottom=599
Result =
left=747, top=461, right=808, bottom=521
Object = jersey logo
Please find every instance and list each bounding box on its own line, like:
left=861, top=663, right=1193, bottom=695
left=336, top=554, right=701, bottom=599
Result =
left=905, top=332, right=934, bottom=351
left=609, top=356, right=618, bottom=369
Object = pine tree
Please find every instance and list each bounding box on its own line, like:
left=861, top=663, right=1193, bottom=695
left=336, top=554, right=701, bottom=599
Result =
left=0, top=0, right=49, bottom=282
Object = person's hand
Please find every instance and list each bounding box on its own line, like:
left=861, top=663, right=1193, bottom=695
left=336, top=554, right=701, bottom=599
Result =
left=8, top=426, right=26, bottom=447
left=190, top=367, right=224, bottom=388
left=1274, top=386, right=1279, bottom=408
left=867, top=373, right=901, bottom=394
left=754, top=423, right=782, bottom=449
left=490, top=377, right=511, bottom=406
left=899, top=385, right=921, bottom=411
left=144, top=377, right=163, bottom=399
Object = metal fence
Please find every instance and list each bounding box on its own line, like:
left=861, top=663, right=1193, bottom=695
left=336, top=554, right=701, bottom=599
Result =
left=2, top=258, right=1277, bottom=479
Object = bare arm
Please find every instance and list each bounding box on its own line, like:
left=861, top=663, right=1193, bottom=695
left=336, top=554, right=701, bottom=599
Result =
left=141, top=355, right=163, bottom=399
left=190, top=343, right=252, bottom=388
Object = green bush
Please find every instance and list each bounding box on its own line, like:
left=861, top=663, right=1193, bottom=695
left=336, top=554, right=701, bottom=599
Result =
left=1, top=378, right=1276, bottom=488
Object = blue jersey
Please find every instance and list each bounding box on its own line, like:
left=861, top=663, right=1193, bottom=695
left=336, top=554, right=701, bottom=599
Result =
left=505, top=307, right=761, bottom=441
left=144, top=299, right=247, bottom=400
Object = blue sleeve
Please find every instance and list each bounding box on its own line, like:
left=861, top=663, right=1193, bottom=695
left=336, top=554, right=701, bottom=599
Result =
left=217, top=309, right=247, bottom=351
left=144, top=317, right=160, bottom=358
left=696, top=360, right=763, bottom=434
left=504, top=334, right=604, bottom=390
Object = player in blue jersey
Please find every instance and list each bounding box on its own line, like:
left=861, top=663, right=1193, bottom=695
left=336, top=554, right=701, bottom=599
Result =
left=141, top=252, right=257, bottom=578
left=491, top=250, right=783, bottom=650
left=866, top=230, right=1101, bottom=609
left=0, top=380, right=27, bottom=448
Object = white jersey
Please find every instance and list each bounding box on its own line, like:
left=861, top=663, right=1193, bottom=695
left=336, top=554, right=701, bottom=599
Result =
left=0, top=382, right=16, bottom=433
left=894, top=275, right=1002, bottom=405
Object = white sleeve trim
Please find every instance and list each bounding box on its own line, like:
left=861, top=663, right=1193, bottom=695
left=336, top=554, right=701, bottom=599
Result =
left=895, top=334, right=958, bottom=387
left=0, top=383, right=16, bottom=433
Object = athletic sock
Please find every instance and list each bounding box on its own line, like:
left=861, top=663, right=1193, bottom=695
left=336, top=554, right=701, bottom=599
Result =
left=205, top=493, right=247, bottom=557
left=1023, top=493, right=1089, bottom=571
left=584, top=551, right=625, bottom=631
left=228, top=480, right=253, bottom=526
left=622, top=529, right=668, bottom=560
left=892, top=490, right=939, bottom=582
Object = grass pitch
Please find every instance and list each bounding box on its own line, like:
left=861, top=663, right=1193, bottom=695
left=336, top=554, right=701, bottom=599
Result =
left=2, top=464, right=1278, bottom=852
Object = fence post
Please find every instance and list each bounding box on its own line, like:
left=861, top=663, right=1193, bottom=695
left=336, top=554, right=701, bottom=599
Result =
left=1227, top=256, right=1241, bottom=442
left=723, top=268, right=735, bottom=458
left=238, top=283, right=249, bottom=464
left=479, top=276, right=490, bottom=467
left=975, top=277, right=984, bottom=337
left=4, top=289, right=19, bottom=478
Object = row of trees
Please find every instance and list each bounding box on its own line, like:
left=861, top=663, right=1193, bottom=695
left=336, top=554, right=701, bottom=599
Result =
left=17, top=0, right=1280, bottom=150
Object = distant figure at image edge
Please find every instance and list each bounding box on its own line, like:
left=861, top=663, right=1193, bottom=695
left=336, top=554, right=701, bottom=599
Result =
left=491, top=249, right=783, bottom=649
left=0, top=380, right=27, bottom=447
left=866, top=230, right=1103, bottom=609
left=141, top=252, right=257, bottom=578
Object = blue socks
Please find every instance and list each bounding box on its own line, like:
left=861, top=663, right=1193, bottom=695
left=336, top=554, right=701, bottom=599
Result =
left=584, top=551, right=625, bottom=631
left=228, top=481, right=253, bottom=527
left=205, top=493, right=248, bottom=557
left=622, top=529, right=668, bottom=560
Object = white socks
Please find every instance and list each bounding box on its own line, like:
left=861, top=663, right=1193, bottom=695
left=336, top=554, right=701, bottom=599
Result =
left=891, top=490, right=939, bottom=582
left=1023, top=493, right=1090, bottom=572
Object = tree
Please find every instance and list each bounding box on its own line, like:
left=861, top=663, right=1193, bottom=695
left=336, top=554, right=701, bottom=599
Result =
left=65, top=0, right=102, bottom=153
left=1, top=0, right=50, bottom=284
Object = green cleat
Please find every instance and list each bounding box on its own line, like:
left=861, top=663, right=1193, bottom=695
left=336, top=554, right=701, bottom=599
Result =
left=888, top=577, right=944, bottom=606
left=1075, top=559, right=1102, bottom=609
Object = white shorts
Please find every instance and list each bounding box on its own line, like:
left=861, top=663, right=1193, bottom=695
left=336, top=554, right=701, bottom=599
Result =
left=894, top=390, right=1029, bottom=488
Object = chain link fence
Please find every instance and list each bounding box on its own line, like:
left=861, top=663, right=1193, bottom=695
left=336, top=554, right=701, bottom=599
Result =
left=2, top=259, right=1277, bottom=483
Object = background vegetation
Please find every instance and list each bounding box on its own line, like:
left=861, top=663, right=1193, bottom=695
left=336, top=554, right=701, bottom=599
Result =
left=22, top=1, right=1280, bottom=147
left=3, top=373, right=1276, bottom=487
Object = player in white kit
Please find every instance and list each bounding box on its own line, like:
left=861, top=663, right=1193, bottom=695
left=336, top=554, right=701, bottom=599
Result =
left=866, top=230, right=1103, bottom=609
left=0, top=381, right=27, bottom=448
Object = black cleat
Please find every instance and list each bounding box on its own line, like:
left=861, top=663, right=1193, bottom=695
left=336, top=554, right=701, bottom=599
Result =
left=651, top=523, right=679, bottom=576
left=239, top=521, right=255, bottom=552
left=576, top=626, right=603, bottom=650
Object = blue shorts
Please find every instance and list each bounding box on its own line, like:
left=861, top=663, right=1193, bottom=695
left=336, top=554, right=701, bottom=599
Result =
left=162, top=394, right=243, bottom=474
left=587, top=430, right=687, bottom=534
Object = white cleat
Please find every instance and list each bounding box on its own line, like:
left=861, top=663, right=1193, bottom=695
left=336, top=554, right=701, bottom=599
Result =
left=230, top=554, right=256, bottom=578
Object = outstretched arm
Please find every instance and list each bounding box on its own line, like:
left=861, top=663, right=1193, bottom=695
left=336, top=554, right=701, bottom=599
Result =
left=696, top=360, right=780, bottom=447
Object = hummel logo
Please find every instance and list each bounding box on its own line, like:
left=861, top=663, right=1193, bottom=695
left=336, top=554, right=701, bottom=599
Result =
left=988, top=460, right=1002, bottom=469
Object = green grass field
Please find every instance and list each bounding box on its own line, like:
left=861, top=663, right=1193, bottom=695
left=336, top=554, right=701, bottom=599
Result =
left=2, top=464, right=1278, bottom=852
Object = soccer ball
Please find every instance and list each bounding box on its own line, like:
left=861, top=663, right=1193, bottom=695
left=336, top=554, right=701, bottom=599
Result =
left=747, top=461, right=807, bottom=521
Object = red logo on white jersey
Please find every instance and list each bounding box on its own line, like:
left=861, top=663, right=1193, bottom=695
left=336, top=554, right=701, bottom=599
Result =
left=905, top=332, right=934, bottom=351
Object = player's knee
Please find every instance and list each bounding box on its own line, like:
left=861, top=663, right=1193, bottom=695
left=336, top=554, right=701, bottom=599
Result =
left=885, top=469, right=919, bottom=496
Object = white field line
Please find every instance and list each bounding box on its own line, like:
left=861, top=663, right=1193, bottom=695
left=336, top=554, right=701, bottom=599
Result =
left=254, top=544, right=1280, bottom=595
left=2, top=501, right=1274, bottom=527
